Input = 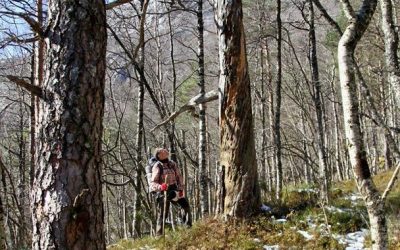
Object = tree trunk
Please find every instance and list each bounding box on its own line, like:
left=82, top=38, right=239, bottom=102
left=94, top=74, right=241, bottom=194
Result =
left=17, top=97, right=28, bottom=248
left=380, top=0, right=400, bottom=109
left=308, top=0, right=329, bottom=203
left=0, top=156, right=7, bottom=249
left=31, top=0, right=106, bottom=248
left=198, top=0, right=209, bottom=217
left=32, top=0, right=45, bottom=187
left=216, top=0, right=261, bottom=218
left=338, top=1, right=387, bottom=249
left=133, top=0, right=149, bottom=238
left=274, top=0, right=283, bottom=201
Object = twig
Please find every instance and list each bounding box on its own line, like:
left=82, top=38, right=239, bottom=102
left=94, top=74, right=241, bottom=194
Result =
left=382, top=162, right=400, bottom=201
left=151, top=90, right=218, bottom=132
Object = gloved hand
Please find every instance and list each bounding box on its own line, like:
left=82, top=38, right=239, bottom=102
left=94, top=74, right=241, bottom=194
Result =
left=160, top=183, right=168, bottom=191
left=178, top=190, right=184, bottom=198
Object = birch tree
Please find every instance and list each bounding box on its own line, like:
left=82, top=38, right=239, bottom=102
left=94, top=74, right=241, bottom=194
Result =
left=308, top=0, right=329, bottom=203
left=338, top=0, right=388, bottom=249
left=197, top=0, right=209, bottom=217
left=380, top=0, right=400, bottom=108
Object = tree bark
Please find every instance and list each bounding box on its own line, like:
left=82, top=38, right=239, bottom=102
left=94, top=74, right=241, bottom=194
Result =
left=133, top=0, right=149, bottom=238
left=274, top=0, right=283, bottom=201
left=380, top=0, right=400, bottom=108
left=31, top=0, right=106, bottom=248
left=0, top=155, right=7, bottom=249
left=197, top=0, right=209, bottom=217
left=308, top=0, right=329, bottom=203
left=216, top=0, right=261, bottom=218
left=338, top=0, right=387, bottom=249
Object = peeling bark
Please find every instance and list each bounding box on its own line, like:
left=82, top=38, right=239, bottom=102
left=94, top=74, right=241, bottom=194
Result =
left=215, top=0, right=261, bottom=218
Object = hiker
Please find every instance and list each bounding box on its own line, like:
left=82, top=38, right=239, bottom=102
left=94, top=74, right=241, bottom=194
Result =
left=150, top=148, right=192, bottom=236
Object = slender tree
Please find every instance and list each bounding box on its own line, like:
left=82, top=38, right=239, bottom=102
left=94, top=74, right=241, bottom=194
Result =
left=308, top=0, right=329, bottom=202
left=338, top=0, right=387, bottom=249
left=274, top=0, right=283, bottom=201
left=380, top=0, right=400, bottom=108
left=215, top=0, right=261, bottom=218
left=133, top=0, right=149, bottom=238
left=197, top=0, right=209, bottom=217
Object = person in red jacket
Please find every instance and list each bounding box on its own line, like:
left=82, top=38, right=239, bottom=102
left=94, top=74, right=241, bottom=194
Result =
left=150, top=148, right=192, bottom=236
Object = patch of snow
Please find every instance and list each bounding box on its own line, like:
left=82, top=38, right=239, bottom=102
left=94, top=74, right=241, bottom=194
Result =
left=261, top=204, right=272, bottom=212
left=297, top=230, right=313, bottom=240
left=296, top=188, right=318, bottom=193
left=263, top=245, right=280, bottom=250
left=344, top=194, right=363, bottom=203
left=253, top=238, right=261, bottom=242
left=334, top=229, right=369, bottom=250
left=326, top=206, right=351, bottom=213
left=275, top=219, right=287, bottom=223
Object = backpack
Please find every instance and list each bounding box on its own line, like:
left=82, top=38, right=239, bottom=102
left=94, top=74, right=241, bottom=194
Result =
left=145, top=157, right=162, bottom=193
left=145, top=157, right=178, bottom=193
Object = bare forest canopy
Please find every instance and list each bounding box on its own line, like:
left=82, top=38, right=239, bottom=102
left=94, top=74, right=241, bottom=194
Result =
left=0, top=0, right=399, bottom=249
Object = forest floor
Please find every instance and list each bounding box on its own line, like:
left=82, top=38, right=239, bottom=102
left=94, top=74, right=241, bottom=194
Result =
left=108, top=170, right=400, bottom=250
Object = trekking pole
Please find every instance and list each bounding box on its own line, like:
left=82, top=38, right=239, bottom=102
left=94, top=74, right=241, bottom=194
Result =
left=162, top=175, right=169, bottom=240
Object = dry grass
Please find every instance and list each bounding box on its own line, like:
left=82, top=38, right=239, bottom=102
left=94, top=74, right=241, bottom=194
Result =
left=108, top=170, right=400, bottom=250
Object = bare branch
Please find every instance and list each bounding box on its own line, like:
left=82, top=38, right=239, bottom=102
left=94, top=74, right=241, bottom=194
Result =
left=0, top=11, right=43, bottom=36
left=151, top=90, right=218, bottom=132
left=340, top=0, right=356, bottom=19
left=132, top=0, right=149, bottom=60
left=1, top=75, right=43, bottom=98
left=106, top=0, right=133, bottom=10
left=382, top=163, right=400, bottom=200
left=312, top=0, right=343, bottom=35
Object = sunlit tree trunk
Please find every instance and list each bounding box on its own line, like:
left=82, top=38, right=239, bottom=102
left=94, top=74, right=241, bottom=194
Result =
left=197, top=0, right=209, bottom=217
left=216, top=0, right=261, bottom=218
left=380, top=0, right=400, bottom=108
left=31, top=0, right=106, bottom=248
left=338, top=1, right=387, bottom=249
left=31, top=0, right=45, bottom=187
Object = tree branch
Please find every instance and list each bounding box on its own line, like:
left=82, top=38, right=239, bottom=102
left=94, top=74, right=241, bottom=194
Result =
left=382, top=162, right=400, bottom=200
left=106, top=0, right=133, bottom=10
left=340, top=0, right=356, bottom=19
left=1, top=75, right=43, bottom=98
left=151, top=90, right=218, bottom=132
left=312, top=0, right=343, bottom=35
left=0, top=11, right=43, bottom=37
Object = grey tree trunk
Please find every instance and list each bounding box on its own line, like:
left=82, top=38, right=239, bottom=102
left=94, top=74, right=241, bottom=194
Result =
left=274, top=0, right=283, bottom=201
left=216, top=0, right=261, bottom=218
left=330, top=78, right=344, bottom=181
left=17, top=97, right=27, bottom=248
left=308, top=0, right=329, bottom=203
left=31, top=0, right=106, bottom=248
left=338, top=0, right=387, bottom=249
left=380, top=0, right=400, bottom=108
left=0, top=156, right=7, bottom=249
left=198, top=0, right=209, bottom=217
left=133, top=0, right=149, bottom=238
